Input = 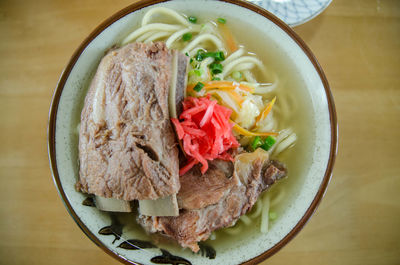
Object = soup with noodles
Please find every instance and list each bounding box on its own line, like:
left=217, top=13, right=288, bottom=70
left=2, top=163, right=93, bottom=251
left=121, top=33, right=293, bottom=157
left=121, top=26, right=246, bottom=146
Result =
left=76, top=6, right=314, bottom=255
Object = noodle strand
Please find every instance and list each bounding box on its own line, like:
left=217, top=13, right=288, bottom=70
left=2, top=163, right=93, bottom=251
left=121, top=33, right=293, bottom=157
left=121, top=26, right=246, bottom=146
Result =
left=122, top=23, right=183, bottom=45
left=141, top=7, right=190, bottom=26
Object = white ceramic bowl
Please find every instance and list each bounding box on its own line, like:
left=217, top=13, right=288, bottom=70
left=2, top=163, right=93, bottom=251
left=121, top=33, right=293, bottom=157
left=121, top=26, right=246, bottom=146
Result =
left=48, top=0, right=337, bottom=264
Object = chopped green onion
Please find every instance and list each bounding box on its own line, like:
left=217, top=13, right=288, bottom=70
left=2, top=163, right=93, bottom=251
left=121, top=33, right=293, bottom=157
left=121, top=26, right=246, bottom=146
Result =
left=212, top=77, right=221, bottom=81
left=261, top=136, right=276, bottom=151
left=189, top=58, right=193, bottom=63
left=185, top=52, right=189, bottom=57
left=209, top=63, right=223, bottom=74
left=269, top=211, right=277, bottom=220
left=251, top=136, right=262, bottom=150
left=217, top=18, right=227, bottom=24
left=194, top=69, right=202, bottom=76
left=188, top=69, right=203, bottom=77
left=195, top=50, right=205, bottom=61
left=188, top=16, right=197, bottom=24
left=213, top=51, right=225, bottom=61
left=232, top=71, right=242, bottom=81
left=204, top=51, right=225, bottom=61
left=195, top=50, right=225, bottom=62
left=193, top=82, right=204, bottom=92
left=182, top=33, right=192, bottom=41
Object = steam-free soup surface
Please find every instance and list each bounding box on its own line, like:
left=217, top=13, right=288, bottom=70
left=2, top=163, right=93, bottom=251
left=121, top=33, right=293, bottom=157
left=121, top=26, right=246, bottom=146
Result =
left=71, top=10, right=315, bottom=256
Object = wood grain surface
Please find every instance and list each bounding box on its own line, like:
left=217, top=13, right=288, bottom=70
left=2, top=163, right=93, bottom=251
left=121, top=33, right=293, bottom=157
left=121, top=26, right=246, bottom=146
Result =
left=0, top=0, right=399, bottom=264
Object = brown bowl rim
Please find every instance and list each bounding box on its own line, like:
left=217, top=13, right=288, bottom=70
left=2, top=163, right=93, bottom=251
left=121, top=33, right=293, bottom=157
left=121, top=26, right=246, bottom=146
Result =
left=47, top=0, right=338, bottom=264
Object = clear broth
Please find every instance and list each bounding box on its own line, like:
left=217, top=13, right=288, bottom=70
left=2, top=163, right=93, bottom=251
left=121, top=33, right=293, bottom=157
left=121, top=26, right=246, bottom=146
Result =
left=71, top=13, right=315, bottom=257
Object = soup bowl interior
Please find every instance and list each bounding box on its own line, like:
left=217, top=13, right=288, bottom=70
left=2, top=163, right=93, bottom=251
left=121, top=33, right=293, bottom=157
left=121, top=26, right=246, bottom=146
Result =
left=48, top=0, right=337, bottom=264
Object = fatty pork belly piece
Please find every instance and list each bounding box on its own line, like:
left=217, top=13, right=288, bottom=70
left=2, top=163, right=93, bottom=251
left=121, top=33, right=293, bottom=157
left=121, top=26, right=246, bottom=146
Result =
left=77, top=42, right=188, bottom=206
left=139, top=149, right=287, bottom=252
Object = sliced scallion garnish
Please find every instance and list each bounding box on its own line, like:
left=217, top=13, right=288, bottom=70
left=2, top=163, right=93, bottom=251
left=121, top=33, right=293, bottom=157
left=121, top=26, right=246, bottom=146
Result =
left=188, top=69, right=202, bottom=77
left=217, top=18, right=227, bottom=24
left=195, top=50, right=205, bottom=61
left=193, top=82, right=205, bottom=92
left=251, top=136, right=262, bottom=150
left=209, top=63, right=223, bottom=74
left=188, top=16, right=197, bottom=24
left=182, top=32, right=192, bottom=41
left=194, top=69, right=202, bottom=76
left=261, top=136, right=276, bottom=151
left=213, top=51, right=225, bottom=61
left=195, top=50, right=225, bottom=62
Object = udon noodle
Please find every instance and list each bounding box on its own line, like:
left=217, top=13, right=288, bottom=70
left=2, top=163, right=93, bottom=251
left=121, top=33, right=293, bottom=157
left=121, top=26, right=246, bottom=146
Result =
left=121, top=7, right=297, bottom=237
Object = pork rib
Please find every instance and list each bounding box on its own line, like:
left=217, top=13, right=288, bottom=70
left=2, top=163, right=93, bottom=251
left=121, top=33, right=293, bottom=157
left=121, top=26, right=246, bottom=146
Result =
left=139, top=150, right=287, bottom=252
left=77, top=42, right=188, bottom=201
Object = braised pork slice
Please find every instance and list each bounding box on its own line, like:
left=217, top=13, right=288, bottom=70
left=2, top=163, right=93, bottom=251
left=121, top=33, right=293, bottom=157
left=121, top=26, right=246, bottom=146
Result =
left=177, top=162, right=235, bottom=210
left=77, top=42, right=188, bottom=201
left=138, top=150, right=287, bottom=252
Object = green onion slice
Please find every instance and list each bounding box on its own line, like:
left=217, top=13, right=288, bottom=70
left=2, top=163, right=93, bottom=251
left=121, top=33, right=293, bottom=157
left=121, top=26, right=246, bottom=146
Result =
left=213, top=51, right=225, bottom=61
left=195, top=50, right=225, bottom=62
left=195, top=50, right=205, bottom=61
left=251, top=136, right=262, bottom=150
left=182, top=33, right=192, bottom=41
left=209, top=63, right=223, bottom=74
left=188, top=16, right=197, bottom=24
left=193, top=82, right=205, bottom=92
left=217, top=18, right=227, bottom=24
left=261, top=136, right=276, bottom=151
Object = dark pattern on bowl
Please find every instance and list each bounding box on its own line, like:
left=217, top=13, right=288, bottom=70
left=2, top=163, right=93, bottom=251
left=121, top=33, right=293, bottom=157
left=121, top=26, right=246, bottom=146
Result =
left=151, top=249, right=192, bottom=265
left=86, top=202, right=216, bottom=264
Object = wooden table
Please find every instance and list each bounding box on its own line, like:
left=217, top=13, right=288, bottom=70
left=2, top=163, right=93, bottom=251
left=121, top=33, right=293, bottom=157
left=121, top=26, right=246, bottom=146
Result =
left=1, top=0, right=399, bottom=264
